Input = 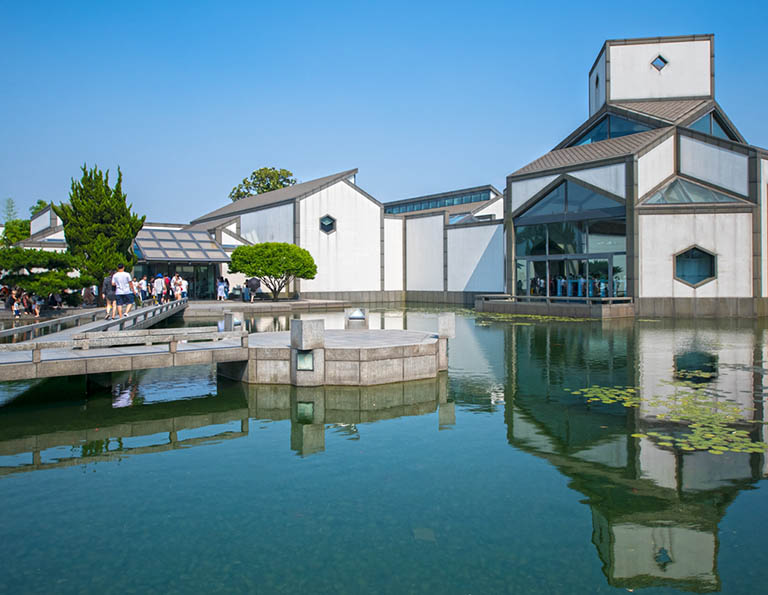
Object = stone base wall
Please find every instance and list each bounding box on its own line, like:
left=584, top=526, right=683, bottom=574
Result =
left=475, top=299, right=636, bottom=319
left=636, top=297, right=768, bottom=318
left=300, top=291, right=405, bottom=304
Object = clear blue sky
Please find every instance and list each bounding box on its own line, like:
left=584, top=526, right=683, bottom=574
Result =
left=2, top=0, right=767, bottom=222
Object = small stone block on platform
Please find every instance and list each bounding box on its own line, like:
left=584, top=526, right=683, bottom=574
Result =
left=290, top=319, right=325, bottom=350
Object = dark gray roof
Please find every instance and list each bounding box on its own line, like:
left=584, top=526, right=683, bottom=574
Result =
left=134, top=228, right=230, bottom=263
left=189, top=169, right=358, bottom=225
left=613, top=99, right=711, bottom=123
left=511, top=127, right=672, bottom=177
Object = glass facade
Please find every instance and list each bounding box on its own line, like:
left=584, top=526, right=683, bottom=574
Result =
left=688, top=112, right=735, bottom=141
left=514, top=181, right=627, bottom=299
left=573, top=115, right=652, bottom=146
left=132, top=263, right=217, bottom=300
left=384, top=190, right=491, bottom=214
left=645, top=179, right=742, bottom=204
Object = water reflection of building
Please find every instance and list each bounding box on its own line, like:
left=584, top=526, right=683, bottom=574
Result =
left=0, top=372, right=451, bottom=471
left=505, top=320, right=766, bottom=592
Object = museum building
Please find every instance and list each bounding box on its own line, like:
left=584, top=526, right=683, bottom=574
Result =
left=504, top=34, right=768, bottom=317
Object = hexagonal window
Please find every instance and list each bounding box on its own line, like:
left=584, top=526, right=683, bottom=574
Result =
left=319, top=214, right=336, bottom=234
left=674, top=246, right=716, bottom=288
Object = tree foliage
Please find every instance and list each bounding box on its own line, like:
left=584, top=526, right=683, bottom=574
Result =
left=1, top=218, right=31, bottom=247
left=0, top=247, right=92, bottom=296
left=3, top=197, right=18, bottom=223
left=30, top=199, right=50, bottom=217
left=53, top=164, right=145, bottom=294
left=228, top=243, right=317, bottom=301
left=228, top=167, right=296, bottom=202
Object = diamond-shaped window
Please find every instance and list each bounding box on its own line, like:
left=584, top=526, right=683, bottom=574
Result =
left=319, top=214, right=336, bottom=234
left=651, top=55, right=668, bottom=71
left=674, top=246, right=716, bottom=288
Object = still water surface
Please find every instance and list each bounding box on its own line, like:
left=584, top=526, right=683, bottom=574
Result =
left=1, top=309, right=768, bottom=594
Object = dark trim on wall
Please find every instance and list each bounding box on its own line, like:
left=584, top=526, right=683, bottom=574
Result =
left=627, top=158, right=638, bottom=299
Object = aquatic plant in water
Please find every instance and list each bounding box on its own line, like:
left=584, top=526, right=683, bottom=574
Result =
left=568, top=378, right=768, bottom=455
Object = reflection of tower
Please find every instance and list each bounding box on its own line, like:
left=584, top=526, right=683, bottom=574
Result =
left=504, top=320, right=762, bottom=592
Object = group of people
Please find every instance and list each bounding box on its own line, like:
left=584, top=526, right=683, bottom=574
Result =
left=2, top=286, right=66, bottom=319
left=101, top=266, right=190, bottom=320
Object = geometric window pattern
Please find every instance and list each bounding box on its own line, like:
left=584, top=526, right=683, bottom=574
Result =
left=384, top=190, right=491, bottom=214
left=651, top=55, right=668, bottom=71
left=517, top=180, right=624, bottom=223
left=319, top=215, right=336, bottom=234
left=645, top=178, right=742, bottom=205
left=674, top=246, right=716, bottom=287
left=134, top=229, right=230, bottom=262
left=688, top=112, right=734, bottom=141
left=573, top=115, right=652, bottom=146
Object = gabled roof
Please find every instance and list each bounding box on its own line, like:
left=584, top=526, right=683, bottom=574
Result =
left=612, top=99, right=711, bottom=124
left=189, top=168, right=358, bottom=226
left=511, top=127, right=672, bottom=177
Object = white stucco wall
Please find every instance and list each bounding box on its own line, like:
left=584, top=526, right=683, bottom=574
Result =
left=221, top=229, right=246, bottom=247
left=240, top=203, right=294, bottom=244
left=510, top=175, right=557, bottom=213
left=472, top=197, right=504, bottom=219
left=762, top=159, right=768, bottom=297
left=30, top=210, right=51, bottom=236
left=384, top=217, right=403, bottom=291
left=637, top=136, right=675, bottom=198
left=447, top=223, right=504, bottom=292
left=299, top=181, right=381, bottom=292
left=569, top=163, right=626, bottom=198
left=589, top=48, right=607, bottom=117
left=638, top=212, right=753, bottom=297
left=405, top=215, right=444, bottom=291
left=609, top=39, right=711, bottom=101
left=679, top=136, right=748, bottom=196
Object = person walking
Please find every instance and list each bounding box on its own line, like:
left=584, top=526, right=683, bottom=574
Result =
left=181, top=276, right=188, bottom=299
left=111, top=264, right=135, bottom=318
left=139, top=275, right=148, bottom=303
left=153, top=274, right=165, bottom=305
left=102, top=270, right=116, bottom=319
left=216, top=277, right=227, bottom=301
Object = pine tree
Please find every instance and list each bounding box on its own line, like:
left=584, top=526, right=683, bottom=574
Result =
left=54, top=165, right=145, bottom=297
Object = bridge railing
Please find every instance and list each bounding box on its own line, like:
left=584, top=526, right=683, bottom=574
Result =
left=0, top=328, right=249, bottom=363
left=0, top=298, right=189, bottom=342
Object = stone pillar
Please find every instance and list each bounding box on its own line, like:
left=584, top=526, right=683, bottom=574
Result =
left=290, top=319, right=325, bottom=386
left=437, top=313, right=455, bottom=371
left=224, top=311, right=234, bottom=331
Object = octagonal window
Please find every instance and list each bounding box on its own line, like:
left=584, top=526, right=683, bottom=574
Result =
left=675, top=246, right=716, bottom=287
left=319, top=214, right=336, bottom=234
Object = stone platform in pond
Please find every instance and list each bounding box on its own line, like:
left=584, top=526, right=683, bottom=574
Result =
left=219, top=317, right=454, bottom=387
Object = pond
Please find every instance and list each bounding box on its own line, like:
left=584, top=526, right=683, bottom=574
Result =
left=1, top=308, right=768, bottom=593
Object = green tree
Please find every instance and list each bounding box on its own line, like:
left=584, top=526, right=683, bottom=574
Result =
left=0, top=247, right=92, bottom=296
left=1, top=218, right=31, bottom=247
left=53, top=165, right=145, bottom=300
left=30, top=199, right=50, bottom=217
left=3, top=197, right=18, bottom=222
left=228, top=243, right=317, bottom=301
left=228, top=167, right=296, bottom=202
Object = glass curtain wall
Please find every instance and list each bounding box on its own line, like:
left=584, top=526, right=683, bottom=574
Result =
left=514, top=180, right=627, bottom=299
